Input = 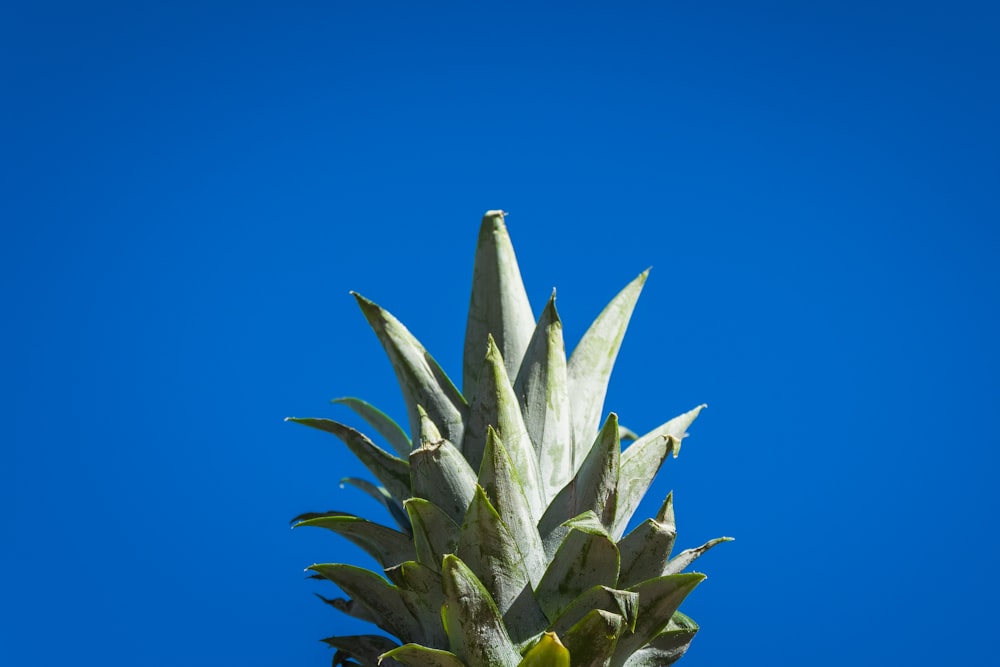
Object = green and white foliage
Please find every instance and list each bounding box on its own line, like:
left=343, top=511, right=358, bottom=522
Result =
left=288, top=211, right=730, bottom=667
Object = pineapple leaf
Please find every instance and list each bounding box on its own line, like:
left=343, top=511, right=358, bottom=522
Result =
left=462, top=336, right=545, bottom=521
left=566, top=270, right=648, bottom=462
left=478, top=427, right=546, bottom=587
left=321, top=635, right=400, bottom=667
left=315, top=594, right=376, bottom=623
left=332, top=397, right=412, bottom=457
left=458, top=486, right=548, bottom=645
left=563, top=609, right=628, bottom=667
left=535, top=513, right=621, bottom=622
left=410, top=436, right=478, bottom=526
left=380, top=644, right=468, bottom=667
left=620, top=612, right=699, bottom=667
left=539, top=413, right=621, bottom=554
left=518, top=632, right=570, bottom=667
left=285, top=418, right=411, bottom=502
left=613, top=405, right=705, bottom=539
left=547, top=585, right=639, bottom=639
left=385, top=562, right=448, bottom=648
left=663, top=537, right=733, bottom=576
left=338, top=477, right=412, bottom=534
left=441, top=554, right=522, bottom=667
left=294, top=513, right=414, bottom=569
left=611, top=574, right=705, bottom=666
left=309, top=563, right=422, bottom=643
left=513, top=292, right=572, bottom=502
left=404, top=498, right=460, bottom=573
left=463, top=210, right=535, bottom=397
left=616, top=493, right=677, bottom=588
left=352, top=292, right=468, bottom=445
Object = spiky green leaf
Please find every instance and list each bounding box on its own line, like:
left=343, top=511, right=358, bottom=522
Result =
left=353, top=292, right=467, bottom=445
left=513, top=293, right=572, bottom=502
left=613, top=405, right=705, bottom=538
left=518, top=632, right=570, bottom=667
left=462, top=337, right=545, bottom=521
left=404, top=498, right=460, bottom=573
left=294, top=513, right=414, bottom=569
left=286, top=418, right=411, bottom=502
left=381, top=644, right=468, bottom=667
left=385, top=561, right=447, bottom=648
left=663, top=537, right=733, bottom=575
left=566, top=270, right=648, bottom=459
left=547, top=585, right=638, bottom=639
left=478, top=427, right=546, bottom=587
left=410, top=437, right=477, bottom=526
left=332, top=396, right=412, bottom=457
left=620, top=612, right=699, bottom=667
left=616, top=493, right=676, bottom=588
left=441, top=554, right=521, bottom=667
left=611, top=574, right=705, bottom=666
left=535, top=513, right=620, bottom=621
left=539, top=413, right=620, bottom=555
left=463, top=210, right=535, bottom=396
left=563, top=610, right=628, bottom=667
left=315, top=594, right=376, bottom=624
left=309, top=563, right=421, bottom=642
left=458, top=486, right=547, bottom=644
left=321, top=635, right=400, bottom=667
left=338, top=477, right=411, bottom=533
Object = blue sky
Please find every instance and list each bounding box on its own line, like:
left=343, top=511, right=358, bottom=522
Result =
left=5, top=2, right=998, bottom=665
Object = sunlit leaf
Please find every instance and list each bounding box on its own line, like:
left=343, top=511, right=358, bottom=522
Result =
left=353, top=292, right=467, bottom=445
left=332, top=396, right=412, bottom=457
left=285, top=417, right=410, bottom=502
left=567, top=270, right=648, bottom=460
left=513, top=292, right=572, bottom=502
left=294, top=513, right=414, bottom=569
left=463, top=211, right=535, bottom=396
left=441, top=554, right=522, bottom=667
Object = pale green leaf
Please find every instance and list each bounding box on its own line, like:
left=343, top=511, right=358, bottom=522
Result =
left=441, top=554, right=522, bottom=667
left=535, top=513, right=620, bottom=621
left=478, top=427, right=546, bottom=587
left=566, top=270, right=648, bottom=461
left=293, top=513, right=414, bottom=569
left=285, top=418, right=411, bottom=502
left=410, top=436, right=478, bottom=526
left=314, top=594, right=376, bottom=624
left=320, top=635, right=399, bottom=667
left=463, top=210, right=535, bottom=396
left=513, top=292, right=572, bottom=502
left=338, top=477, right=411, bottom=533
left=381, top=644, right=468, bottom=667
left=539, top=413, right=620, bottom=556
left=613, top=405, right=705, bottom=539
left=462, top=336, right=544, bottom=520
left=616, top=493, right=676, bottom=588
left=404, top=498, right=460, bottom=573
left=353, top=292, right=467, bottom=445
left=547, top=585, right=638, bottom=639
left=518, top=632, right=570, bottom=667
left=332, top=396, right=412, bottom=457
left=611, top=574, right=705, bottom=666
left=458, top=486, right=548, bottom=644
left=385, top=561, right=447, bottom=648
left=663, top=537, right=733, bottom=575
left=308, top=563, right=421, bottom=642
left=563, top=610, right=628, bottom=667
left=620, top=612, right=699, bottom=667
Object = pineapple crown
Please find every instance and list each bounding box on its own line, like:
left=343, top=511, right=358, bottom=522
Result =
left=287, top=211, right=730, bottom=667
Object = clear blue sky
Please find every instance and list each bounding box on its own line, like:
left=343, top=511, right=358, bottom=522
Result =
left=5, top=2, right=998, bottom=665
